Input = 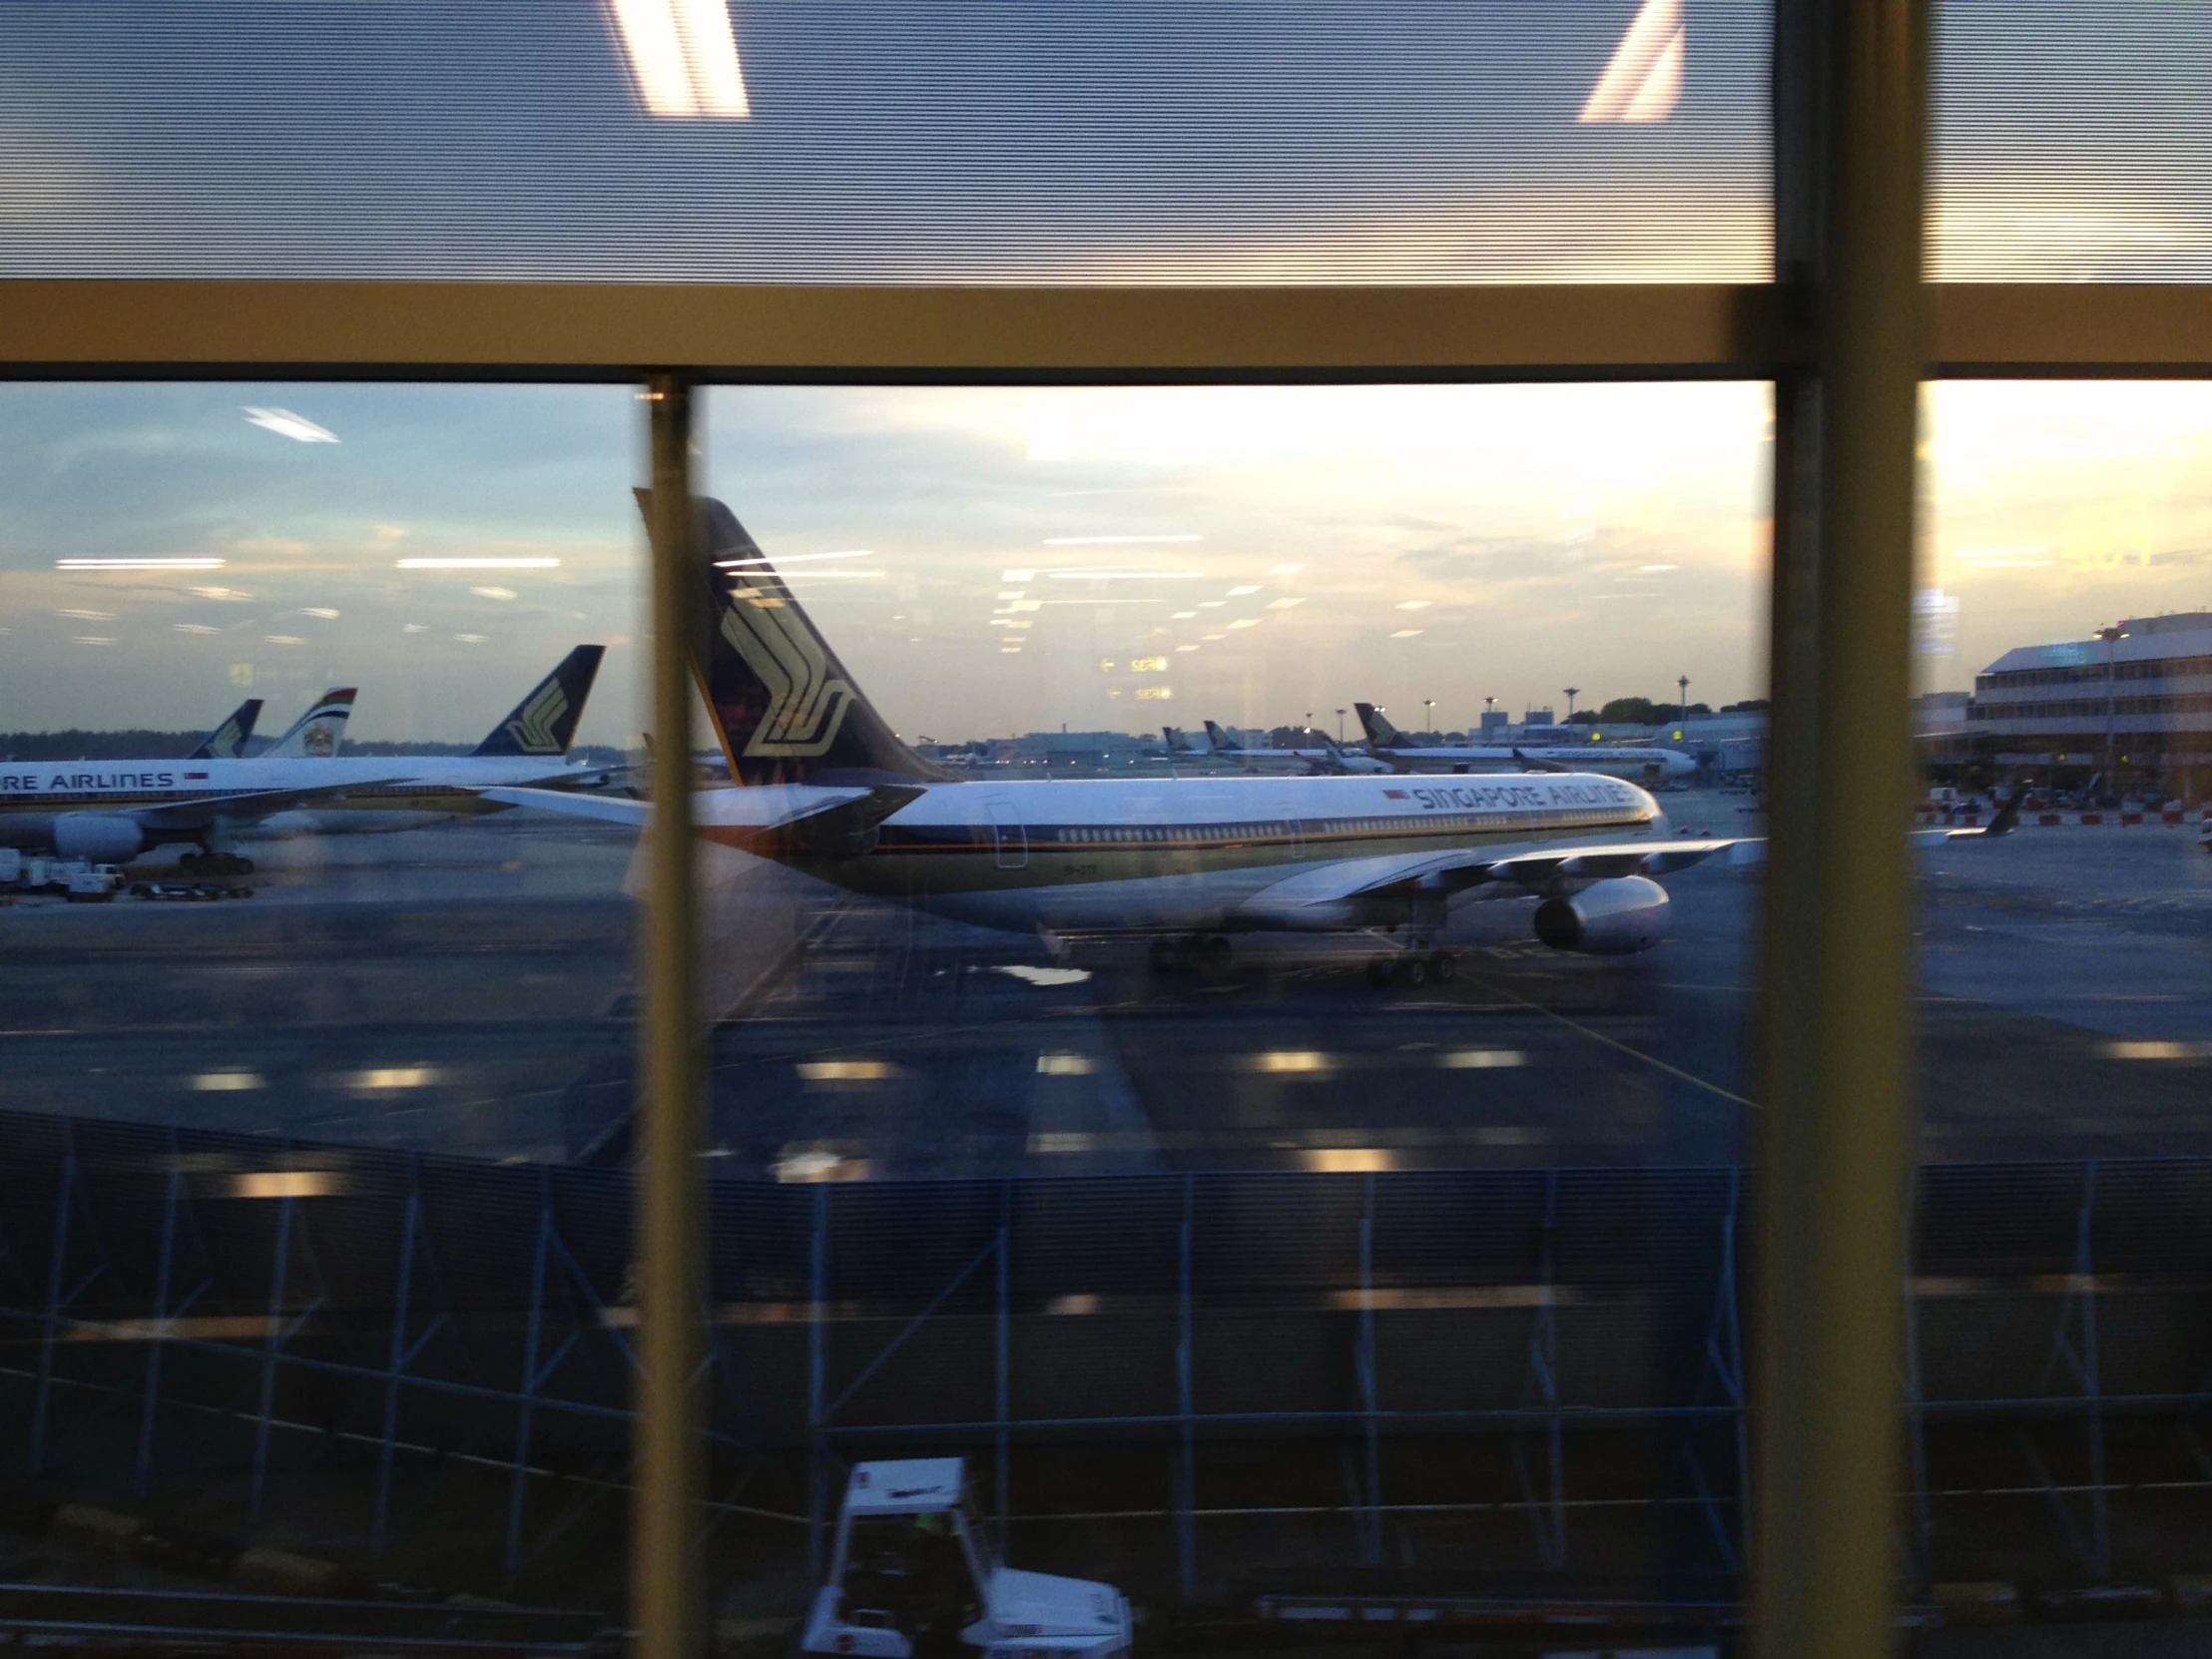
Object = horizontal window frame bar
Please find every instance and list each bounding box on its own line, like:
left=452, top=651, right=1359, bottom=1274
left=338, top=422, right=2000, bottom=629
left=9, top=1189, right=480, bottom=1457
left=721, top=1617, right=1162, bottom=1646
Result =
left=0, top=281, right=2208, bottom=378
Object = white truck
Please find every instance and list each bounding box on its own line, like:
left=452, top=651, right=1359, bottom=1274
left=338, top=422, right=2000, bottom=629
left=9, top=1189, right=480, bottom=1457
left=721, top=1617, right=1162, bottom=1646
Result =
left=800, top=1458, right=1131, bottom=1659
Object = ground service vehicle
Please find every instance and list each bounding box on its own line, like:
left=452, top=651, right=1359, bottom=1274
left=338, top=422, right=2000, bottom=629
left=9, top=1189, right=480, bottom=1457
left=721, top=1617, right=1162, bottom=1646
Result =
left=801, top=1459, right=1131, bottom=1659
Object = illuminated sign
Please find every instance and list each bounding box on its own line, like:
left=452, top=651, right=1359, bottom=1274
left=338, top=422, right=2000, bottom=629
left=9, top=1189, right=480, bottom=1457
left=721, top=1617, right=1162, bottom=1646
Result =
left=1129, top=656, right=1168, bottom=673
left=1135, top=687, right=1174, bottom=702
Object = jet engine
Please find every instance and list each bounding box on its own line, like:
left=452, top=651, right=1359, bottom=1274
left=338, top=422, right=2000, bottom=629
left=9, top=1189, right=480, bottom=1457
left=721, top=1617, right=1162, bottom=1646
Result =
left=53, top=814, right=147, bottom=861
left=1533, top=875, right=1669, bottom=954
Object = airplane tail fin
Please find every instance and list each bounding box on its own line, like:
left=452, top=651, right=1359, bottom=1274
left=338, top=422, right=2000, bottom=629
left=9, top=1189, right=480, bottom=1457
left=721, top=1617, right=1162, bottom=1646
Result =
left=471, top=645, right=606, bottom=757
left=639, top=491, right=955, bottom=787
left=1354, top=703, right=1403, bottom=748
left=188, top=698, right=263, bottom=761
left=1203, top=720, right=1235, bottom=754
left=263, top=688, right=355, bottom=759
left=1982, top=787, right=2026, bottom=837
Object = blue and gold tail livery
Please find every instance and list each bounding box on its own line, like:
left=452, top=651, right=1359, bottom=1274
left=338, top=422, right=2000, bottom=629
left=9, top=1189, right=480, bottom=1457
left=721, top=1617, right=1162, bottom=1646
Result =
left=188, top=697, right=263, bottom=761
left=639, top=491, right=953, bottom=787
left=471, top=645, right=606, bottom=758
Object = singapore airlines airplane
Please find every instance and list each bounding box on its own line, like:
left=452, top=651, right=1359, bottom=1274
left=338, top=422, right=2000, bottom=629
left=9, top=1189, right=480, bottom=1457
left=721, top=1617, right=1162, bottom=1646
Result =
left=185, top=697, right=264, bottom=761
left=0, top=647, right=608, bottom=867
left=1356, top=703, right=1699, bottom=787
left=487, top=497, right=1763, bottom=984
left=1197, top=721, right=1393, bottom=776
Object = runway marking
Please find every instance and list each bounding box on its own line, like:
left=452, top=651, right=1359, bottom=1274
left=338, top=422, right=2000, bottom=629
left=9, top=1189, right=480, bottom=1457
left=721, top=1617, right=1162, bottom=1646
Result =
left=1457, top=968, right=1760, bottom=1111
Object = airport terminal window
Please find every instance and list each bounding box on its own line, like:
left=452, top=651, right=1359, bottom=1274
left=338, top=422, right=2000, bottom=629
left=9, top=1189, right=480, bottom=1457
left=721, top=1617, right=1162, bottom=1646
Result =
left=0, top=381, right=646, bottom=1599
left=1933, top=0, right=2212, bottom=280
left=0, top=0, right=1769, bottom=283
left=1907, top=379, right=2212, bottom=1589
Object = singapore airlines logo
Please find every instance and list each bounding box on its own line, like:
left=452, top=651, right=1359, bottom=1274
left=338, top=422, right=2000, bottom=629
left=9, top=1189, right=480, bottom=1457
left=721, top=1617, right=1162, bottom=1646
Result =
left=503, top=680, right=570, bottom=755
left=721, top=589, right=853, bottom=757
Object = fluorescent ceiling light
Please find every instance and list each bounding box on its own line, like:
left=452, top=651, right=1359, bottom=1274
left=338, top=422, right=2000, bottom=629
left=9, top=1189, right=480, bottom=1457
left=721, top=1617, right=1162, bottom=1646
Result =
left=396, top=558, right=560, bottom=569
left=1043, top=534, right=1202, bottom=546
left=1580, top=0, right=1683, bottom=123
left=1046, top=570, right=1202, bottom=581
left=57, top=557, right=224, bottom=570
left=611, top=0, right=750, bottom=117
left=243, top=406, right=337, bottom=443
left=717, top=549, right=873, bottom=567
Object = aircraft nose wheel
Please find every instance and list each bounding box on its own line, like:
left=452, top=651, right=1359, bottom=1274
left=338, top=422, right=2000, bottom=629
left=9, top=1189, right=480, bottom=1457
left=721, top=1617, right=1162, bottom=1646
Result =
left=1368, top=950, right=1455, bottom=989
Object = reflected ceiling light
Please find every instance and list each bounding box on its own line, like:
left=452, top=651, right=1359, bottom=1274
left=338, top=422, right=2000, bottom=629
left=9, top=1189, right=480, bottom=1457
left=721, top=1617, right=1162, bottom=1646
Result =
left=1044, top=569, right=1202, bottom=580
left=1002, top=568, right=1037, bottom=583
left=1640, top=563, right=1680, bottom=572
left=610, top=0, right=751, bottom=117
left=243, top=406, right=338, bottom=443
left=716, top=549, right=871, bottom=567
left=1227, top=618, right=1260, bottom=630
left=1172, top=611, right=1198, bottom=619
left=57, top=608, right=116, bottom=620
left=1042, top=534, right=1202, bottom=546
left=264, top=634, right=305, bottom=645
left=1579, top=0, right=1682, bottom=123
left=1395, top=600, right=1431, bottom=611
left=1268, top=563, right=1306, bottom=576
left=301, top=606, right=341, bottom=618
left=1227, top=585, right=1261, bottom=596
left=396, top=558, right=560, bottom=569
left=57, top=557, right=224, bottom=570
left=72, top=635, right=116, bottom=646
left=1389, top=629, right=1424, bottom=639
left=455, top=633, right=489, bottom=643
left=1266, top=597, right=1305, bottom=610
left=173, top=623, right=220, bottom=635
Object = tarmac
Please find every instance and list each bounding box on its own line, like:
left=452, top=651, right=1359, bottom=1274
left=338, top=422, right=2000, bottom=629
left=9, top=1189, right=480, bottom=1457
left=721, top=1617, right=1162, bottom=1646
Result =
left=1, top=790, right=2208, bottom=1174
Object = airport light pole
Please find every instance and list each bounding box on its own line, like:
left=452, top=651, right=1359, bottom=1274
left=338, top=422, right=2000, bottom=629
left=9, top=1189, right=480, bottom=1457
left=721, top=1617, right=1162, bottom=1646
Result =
left=1563, top=687, right=1579, bottom=720
left=638, top=374, right=706, bottom=1659
left=1336, top=707, right=1347, bottom=742
left=1423, top=699, right=1435, bottom=737
left=1678, top=675, right=1690, bottom=729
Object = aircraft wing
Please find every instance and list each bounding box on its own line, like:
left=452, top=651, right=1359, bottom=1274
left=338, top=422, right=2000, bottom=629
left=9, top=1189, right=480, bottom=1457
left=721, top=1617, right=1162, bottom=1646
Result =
left=1234, top=836, right=1763, bottom=926
left=125, top=779, right=414, bottom=832
left=479, top=787, right=653, bottom=828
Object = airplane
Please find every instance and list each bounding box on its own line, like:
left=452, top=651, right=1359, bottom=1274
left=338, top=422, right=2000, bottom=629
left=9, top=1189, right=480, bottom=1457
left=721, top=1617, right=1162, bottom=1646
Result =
left=0, top=647, right=609, bottom=869
left=185, top=698, right=263, bottom=761
left=1355, top=703, right=1699, bottom=788
left=1200, top=720, right=1392, bottom=777
left=259, top=687, right=357, bottom=759
left=485, top=495, right=1769, bottom=986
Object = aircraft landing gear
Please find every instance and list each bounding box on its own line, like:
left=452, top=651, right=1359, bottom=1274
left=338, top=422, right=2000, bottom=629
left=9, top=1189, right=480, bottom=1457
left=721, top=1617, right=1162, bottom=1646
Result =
left=1368, top=948, right=1455, bottom=989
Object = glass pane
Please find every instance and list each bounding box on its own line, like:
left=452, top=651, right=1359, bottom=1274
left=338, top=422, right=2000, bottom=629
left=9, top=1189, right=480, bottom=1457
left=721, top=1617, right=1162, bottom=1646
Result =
left=0, top=382, right=645, bottom=1608
left=1912, top=379, right=2212, bottom=1590
left=1934, top=0, right=2212, bottom=279
left=2, top=1, right=1769, bottom=282
left=675, top=380, right=1772, bottom=1624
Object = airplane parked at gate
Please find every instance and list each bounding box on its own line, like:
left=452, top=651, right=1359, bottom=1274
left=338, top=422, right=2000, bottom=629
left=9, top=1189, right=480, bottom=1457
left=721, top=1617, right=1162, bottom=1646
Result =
left=1355, top=704, right=1699, bottom=788
left=1198, top=721, right=1392, bottom=777
left=488, top=496, right=1770, bottom=983
left=0, top=647, right=609, bottom=868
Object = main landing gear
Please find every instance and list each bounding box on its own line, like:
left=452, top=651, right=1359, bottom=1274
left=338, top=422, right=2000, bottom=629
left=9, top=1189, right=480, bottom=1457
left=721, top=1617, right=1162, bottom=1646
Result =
left=1148, top=934, right=1234, bottom=974
left=1368, top=948, right=1455, bottom=989
left=181, top=850, right=255, bottom=876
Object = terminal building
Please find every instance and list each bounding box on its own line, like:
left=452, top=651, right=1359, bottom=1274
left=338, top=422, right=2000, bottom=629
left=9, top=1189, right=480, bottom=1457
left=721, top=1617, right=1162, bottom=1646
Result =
left=1961, top=612, right=2212, bottom=803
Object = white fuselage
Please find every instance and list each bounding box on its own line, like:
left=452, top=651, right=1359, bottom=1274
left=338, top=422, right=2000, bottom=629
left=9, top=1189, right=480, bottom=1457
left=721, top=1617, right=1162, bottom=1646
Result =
left=0, top=754, right=596, bottom=848
left=702, top=771, right=1663, bottom=935
left=1378, top=745, right=1697, bottom=784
